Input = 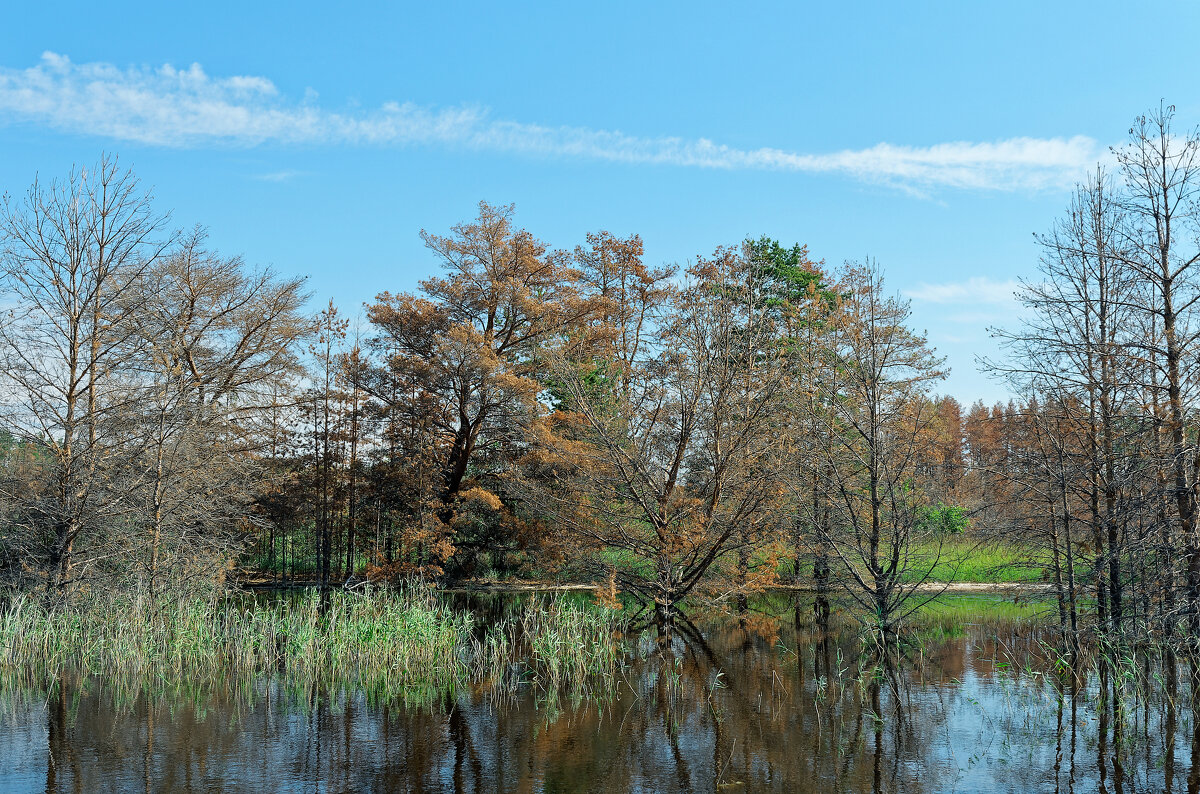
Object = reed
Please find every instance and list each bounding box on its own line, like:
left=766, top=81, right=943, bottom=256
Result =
left=0, top=588, right=623, bottom=704
left=472, top=595, right=623, bottom=694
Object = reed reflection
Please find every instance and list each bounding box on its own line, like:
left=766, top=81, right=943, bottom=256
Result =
left=4, top=594, right=1200, bottom=793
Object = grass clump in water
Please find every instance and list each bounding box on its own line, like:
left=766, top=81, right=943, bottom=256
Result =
left=0, top=587, right=623, bottom=705
left=473, top=595, right=622, bottom=695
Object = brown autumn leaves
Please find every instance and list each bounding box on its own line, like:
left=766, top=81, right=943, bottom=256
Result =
left=8, top=104, right=1200, bottom=649
left=0, top=156, right=961, bottom=631
left=361, top=203, right=959, bottom=627
left=333, top=205, right=958, bottom=632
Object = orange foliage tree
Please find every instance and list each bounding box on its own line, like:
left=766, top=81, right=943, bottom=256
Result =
left=364, top=202, right=596, bottom=577
left=520, top=243, right=791, bottom=618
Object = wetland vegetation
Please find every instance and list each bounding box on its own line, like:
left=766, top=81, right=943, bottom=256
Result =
left=7, top=103, right=1200, bottom=790
left=5, top=591, right=1199, bottom=792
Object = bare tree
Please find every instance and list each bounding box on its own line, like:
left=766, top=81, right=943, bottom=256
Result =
left=1112, top=104, right=1200, bottom=639
left=0, top=156, right=173, bottom=591
left=807, top=263, right=947, bottom=636
left=991, top=172, right=1140, bottom=644
left=130, top=230, right=310, bottom=595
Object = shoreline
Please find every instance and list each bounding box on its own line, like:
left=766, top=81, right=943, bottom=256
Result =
left=234, top=577, right=1053, bottom=595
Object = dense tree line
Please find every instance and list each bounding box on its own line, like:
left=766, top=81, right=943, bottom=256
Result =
left=0, top=158, right=963, bottom=633
left=8, top=104, right=1199, bottom=649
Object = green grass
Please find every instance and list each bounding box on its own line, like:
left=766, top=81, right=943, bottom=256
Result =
left=783, top=536, right=1042, bottom=586
left=0, top=587, right=623, bottom=704
left=913, top=594, right=1051, bottom=625
left=239, top=549, right=377, bottom=578
left=901, top=536, right=1041, bottom=584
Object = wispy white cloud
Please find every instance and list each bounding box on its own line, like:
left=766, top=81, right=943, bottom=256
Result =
left=936, top=332, right=979, bottom=344
left=252, top=169, right=305, bottom=183
left=904, top=276, right=1020, bottom=305
left=0, top=53, right=1101, bottom=193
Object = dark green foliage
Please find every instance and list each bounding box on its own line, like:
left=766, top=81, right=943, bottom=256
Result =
left=744, top=235, right=836, bottom=314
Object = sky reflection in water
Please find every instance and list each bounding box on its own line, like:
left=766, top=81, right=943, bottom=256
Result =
left=1, top=593, right=1192, bottom=793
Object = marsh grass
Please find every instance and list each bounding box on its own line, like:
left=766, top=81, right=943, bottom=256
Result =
left=901, top=537, right=1042, bottom=584
left=0, top=587, right=624, bottom=708
left=472, top=595, right=622, bottom=697
left=780, top=537, right=1041, bottom=586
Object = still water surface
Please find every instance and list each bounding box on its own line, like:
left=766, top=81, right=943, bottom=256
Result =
left=2, top=593, right=1195, bottom=793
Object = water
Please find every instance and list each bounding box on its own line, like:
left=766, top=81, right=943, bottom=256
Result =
left=1, top=593, right=1195, bottom=792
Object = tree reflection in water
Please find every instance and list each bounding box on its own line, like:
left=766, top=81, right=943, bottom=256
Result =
left=4, top=593, right=1200, bottom=792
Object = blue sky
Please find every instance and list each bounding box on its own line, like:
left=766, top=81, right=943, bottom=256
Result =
left=2, top=1, right=1197, bottom=403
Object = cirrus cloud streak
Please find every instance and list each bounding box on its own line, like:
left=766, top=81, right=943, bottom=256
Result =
left=0, top=52, right=1101, bottom=193
left=905, top=276, right=1020, bottom=306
